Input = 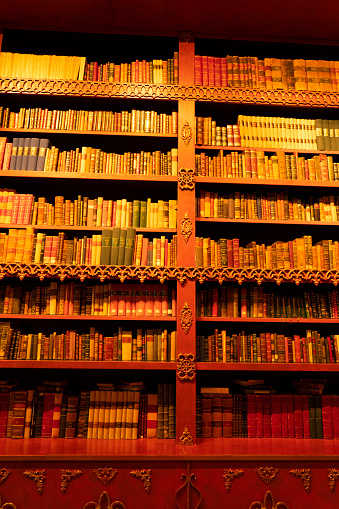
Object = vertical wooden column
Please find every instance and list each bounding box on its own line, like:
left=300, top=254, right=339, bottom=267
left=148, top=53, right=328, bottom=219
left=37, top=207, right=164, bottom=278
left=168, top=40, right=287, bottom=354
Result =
left=0, top=27, right=3, bottom=52
left=176, top=35, right=197, bottom=444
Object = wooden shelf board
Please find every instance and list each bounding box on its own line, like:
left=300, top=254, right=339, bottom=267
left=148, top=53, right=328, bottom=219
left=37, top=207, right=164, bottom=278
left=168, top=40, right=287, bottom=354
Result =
left=197, top=362, right=339, bottom=371
left=197, top=317, right=338, bottom=323
left=0, top=127, right=177, bottom=137
left=0, top=360, right=176, bottom=369
left=0, top=314, right=176, bottom=321
left=0, top=437, right=339, bottom=462
left=195, top=176, right=339, bottom=188
left=0, top=223, right=177, bottom=233
left=0, top=170, right=177, bottom=182
left=196, top=218, right=338, bottom=226
left=196, top=145, right=339, bottom=155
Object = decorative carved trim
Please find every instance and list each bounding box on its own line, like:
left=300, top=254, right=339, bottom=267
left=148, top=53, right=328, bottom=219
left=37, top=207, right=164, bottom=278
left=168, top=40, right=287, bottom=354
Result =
left=179, top=427, right=194, bottom=446
left=181, top=121, right=192, bottom=146
left=174, top=473, right=202, bottom=509
left=178, top=168, right=195, bottom=191
left=180, top=302, right=193, bottom=334
left=249, top=490, right=289, bottom=509
left=2, top=79, right=339, bottom=109
left=0, top=496, right=17, bottom=509
left=177, top=353, right=196, bottom=381
left=328, top=469, right=339, bottom=492
left=181, top=32, right=193, bottom=43
left=60, top=469, right=82, bottom=493
left=223, top=469, right=244, bottom=492
left=255, top=467, right=279, bottom=484
left=83, top=491, right=126, bottom=509
left=290, top=468, right=311, bottom=492
left=23, top=469, right=46, bottom=494
left=94, top=468, right=118, bottom=485
left=130, top=469, right=151, bottom=493
left=180, top=213, right=193, bottom=243
left=0, top=469, right=11, bottom=484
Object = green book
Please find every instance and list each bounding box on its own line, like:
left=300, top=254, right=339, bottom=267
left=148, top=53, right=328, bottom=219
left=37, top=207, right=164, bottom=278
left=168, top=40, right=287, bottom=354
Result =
left=124, top=227, right=136, bottom=266
left=117, top=228, right=127, bottom=265
left=100, top=229, right=113, bottom=265
left=140, top=201, right=147, bottom=228
left=132, top=200, right=141, bottom=228
left=315, top=119, right=324, bottom=151
left=110, top=227, right=121, bottom=265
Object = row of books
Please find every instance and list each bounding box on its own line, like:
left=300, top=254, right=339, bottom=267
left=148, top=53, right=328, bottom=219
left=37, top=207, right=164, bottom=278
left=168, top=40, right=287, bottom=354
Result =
left=1, top=228, right=178, bottom=267
left=0, top=52, right=87, bottom=80
left=195, top=150, right=339, bottom=181
left=195, top=235, right=339, bottom=270
left=198, top=392, right=339, bottom=439
left=194, top=55, right=339, bottom=93
left=195, top=120, right=240, bottom=147
left=196, top=190, right=339, bottom=222
left=0, top=106, right=178, bottom=134
left=0, top=380, right=175, bottom=440
left=0, top=138, right=179, bottom=176
left=83, top=55, right=179, bottom=84
left=0, top=190, right=177, bottom=229
left=196, top=285, right=339, bottom=319
left=0, top=323, right=176, bottom=362
left=0, top=282, right=176, bottom=318
left=197, top=329, right=339, bottom=364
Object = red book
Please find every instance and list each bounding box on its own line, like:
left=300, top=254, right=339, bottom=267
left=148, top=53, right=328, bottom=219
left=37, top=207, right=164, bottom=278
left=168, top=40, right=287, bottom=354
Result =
left=207, top=56, right=215, bottom=87
left=247, top=394, right=256, bottom=438
left=255, top=395, right=264, bottom=438
left=153, top=283, right=162, bottom=317
left=0, top=393, right=9, bottom=438
left=10, top=194, right=20, bottom=224
left=136, top=285, right=146, bottom=316
left=286, top=394, right=295, bottom=438
left=222, top=395, right=233, bottom=438
left=109, top=283, right=118, bottom=316
left=214, top=57, right=221, bottom=87
left=2, top=143, right=13, bottom=171
left=22, top=194, right=34, bottom=224
left=202, top=55, right=208, bottom=86
left=302, top=394, right=311, bottom=439
left=68, top=282, right=74, bottom=315
left=280, top=394, right=289, bottom=438
left=294, top=394, right=303, bottom=438
left=145, top=283, right=154, bottom=316
left=221, top=57, right=228, bottom=87
left=11, top=390, right=28, bottom=439
left=41, top=392, right=56, bottom=438
left=201, top=396, right=212, bottom=438
left=212, top=288, right=218, bottom=316
left=262, top=395, right=271, bottom=437
left=322, top=395, right=334, bottom=439
left=195, top=55, right=202, bottom=85
left=265, top=333, right=272, bottom=363
left=212, top=396, right=223, bottom=438
left=331, top=395, right=339, bottom=439
left=141, top=237, right=149, bottom=266
left=125, top=283, right=133, bottom=316
left=227, top=239, right=233, bottom=267
left=271, top=394, right=282, bottom=438
left=233, top=238, right=240, bottom=268
left=117, top=285, right=126, bottom=316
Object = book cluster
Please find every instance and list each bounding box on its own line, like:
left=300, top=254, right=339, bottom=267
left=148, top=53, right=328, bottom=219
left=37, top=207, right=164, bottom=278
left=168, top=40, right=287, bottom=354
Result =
left=0, top=323, right=176, bottom=362
left=0, top=228, right=178, bottom=266
left=0, top=106, right=178, bottom=134
left=194, top=55, right=339, bottom=93
left=84, top=53, right=179, bottom=84
left=195, top=235, right=339, bottom=270
left=197, top=329, right=339, bottom=364
left=0, top=137, right=178, bottom=175
left=197, top=381, right=337, bottom=440
left=197, top=190, right=339, bottom=222
left=0, top=189, right=177, bottom=229
left=0, top=281, right=176, bottom=318
left=195, top=150, right=339, bottom=181
left=0, top=379, right=175, bottom=440
left=197, top=284, right=339, bottom=319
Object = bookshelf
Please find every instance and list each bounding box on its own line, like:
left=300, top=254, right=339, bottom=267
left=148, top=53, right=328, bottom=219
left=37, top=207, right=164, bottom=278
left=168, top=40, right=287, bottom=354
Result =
left=0, top=28, right=339, bottom=509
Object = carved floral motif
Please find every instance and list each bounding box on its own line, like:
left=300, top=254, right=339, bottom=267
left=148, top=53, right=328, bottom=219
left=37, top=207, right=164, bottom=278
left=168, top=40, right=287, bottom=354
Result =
left=223, top=469, right=244, bottom=492
left=0, top=469, right=11, bottom=484
left=177, top=353, right=196, bottom=381
left=180, top=213, right=193, bottom=243
left=181, top=121, right=193, bottom=146
left=179, top=427, right=194, bottom=446
left=23, top=469, right=46, bottom=494
left=94, top=468, right=118, bottom=485
left=328, top=468, right=339, bottom=492
left=249, top=490, right=288, bottom=509
left=180, top=302, right=193, bottom=334
left=290, top=468, right=311, bottom=492
left=83, top=491, right=126, bottom=509
left=255, top=467, right=279, bottom=484
left=178, top=168, right=195, bottom=191
left=60, top=469, right=82, bottom=493
left=130, top=469, right=151, bottom=493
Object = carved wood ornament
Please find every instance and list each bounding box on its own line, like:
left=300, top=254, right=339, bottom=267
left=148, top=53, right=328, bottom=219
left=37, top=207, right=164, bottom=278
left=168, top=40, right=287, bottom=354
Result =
left=178, top=168, right=195, bottom=191
left=181, top=121, right=193, bottom=146
left=177, top=353, right=196, bottom=381
left=0, top=496, right=17, bottom=509
left=83, top=491, right=126, bottom=509
left=180, top=213, right=193, bottom=243
left=94, top=468, right=118, bottom=485
left=174, top=472, right=202, bottom=509
left=328, top=468, right=339, bottom=492
left=60, top=469, right=83, bottom=493
left=0, top=469, right=11, bottom=484
left=255, top=467, right=279, bottom=484
left=180, top=302, right=193, bottom=334
left=249, top=490, right=289, bottom=509
left=23, top=469, right=46, bottom=494
left=290, top=468, right=311, bottom=492
left=179, top=427, right=194, bottom=446
left=223, top=469, right=244, bottom=492
left=130, top=469, right=151, bottom=493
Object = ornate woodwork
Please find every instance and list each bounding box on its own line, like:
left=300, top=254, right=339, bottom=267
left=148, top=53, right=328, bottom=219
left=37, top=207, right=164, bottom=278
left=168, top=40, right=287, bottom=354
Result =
left=60, top=469, right=82, bottom=493
left=328, top=468, right=339, bottom=492
left=0, top=496, right=17, bottom=509
left=180, top=302, right=193, bottom=334
left=93, top=468, right=118, bottom=485
left=178, top=168, right=195, bottom=191
left=180, top=213, right=193, bottom=243
left=0, top=469, right=11, bottom=484
left=83, top=491, right=126, bottom=509
left=130, top=469, right=151, bottom=493
left=255, top=467, right=279, bottom=484
left=181, top=121, right=193, bottom=146
left=249, top=490, right=289, bottom=509
left=179, top=427, right=194, bottom=445
left=23, top=469, right=46, bottom=494
left=222, top=469, right=244, bottom=492
left=174, top=472, right=202, bottom=509
left=177, top=354, right=196, bottom=381
left=290, top=469, right=311, bottom=492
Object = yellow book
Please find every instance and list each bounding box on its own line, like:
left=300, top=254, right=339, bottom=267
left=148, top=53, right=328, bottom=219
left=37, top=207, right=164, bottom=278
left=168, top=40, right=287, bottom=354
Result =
left=97, top=390, right=107, bottom=439
left=92, top=390, right=101, bottom=439
left=103, top=390, right=112, bottom=440
left=86, top=390, right=96, bottom=440
left=115, top=391, right=124, bottom=439
left=125, top=390, right=135, bottom=440
left=132, top=392, right=140, bottom=440
left=121, top=330, right=132, bottom=361
left=97, top=197, right=103, bottom=227
left=109, top=390, right=118, bottom=440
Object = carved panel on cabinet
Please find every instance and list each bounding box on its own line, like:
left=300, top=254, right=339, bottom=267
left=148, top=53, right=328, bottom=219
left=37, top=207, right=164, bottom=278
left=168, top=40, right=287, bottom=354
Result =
left=181, top=121, right=193, bottom=146
left=179, top=427, right=194, bottom=445
left=177, top=353, right=196, bottom=380
left=328, top=468, right=339, bottom=492
left=249, top=490, right=288, bottom=509
left=60, top=469, right=83, bottom=493
left=23, top=469, right=45, bottom=494
left=130, top=469, right=151, bottom=493
left=178, top=168, right=195, bottom=191
left=255, top=467, right=279, bottom=485
left=94, top=468, right=118, bottom=485
left=180, top=213, right=193, bottom=243
left=0, top=469, right=11, bottom=485
left=290, top=469, right=311, bottom=492
left=83, top=491, right=126, bottom=509
left=179, top=302, right=193, bottom=335
left=174, top=472, right=201, bottom=509
left=223, top=469, right=244, bottom=492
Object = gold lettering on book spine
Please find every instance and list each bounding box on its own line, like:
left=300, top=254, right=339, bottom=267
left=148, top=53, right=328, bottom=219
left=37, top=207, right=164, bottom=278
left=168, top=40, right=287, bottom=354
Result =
left=255, top=467, right=279, bottom=484
left=290, top=468, right=311, bottom=492
left=60, top=469, right=83, bottom=493
left=328, top=469, right=339, bottom=491
left=178, top=168, right=195, bottom=190
left=83, top=491, right=126, bottom=509
left=23, top=469, right=46, bottom=494
left=180, top=213, right=193, bottom=243
left=249, top=490, right=289, bottom=509
left=94, top=468, right=118, bottom=485
left=181, top=121, right=192, bottom=146
left=180, top=302, right=193, bottom=334
left=177, top=353, right=196, bottom=380
left=130, top=469, right=151, bottom=493
left=223, top=469, right=244, bottom=492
